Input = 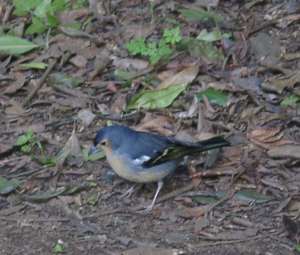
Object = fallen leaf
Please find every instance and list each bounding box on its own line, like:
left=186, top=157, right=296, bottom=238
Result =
left=3, top=72, right=26, bottom=94
left=247, top=127, right=284, bottom=149
left=0, top=177, right=20, bottom=195
left=177, top=206, right=206, bottom=218
left=77, top=109, right=95, bottom=127
left=21, top=188, right=66, bottom=203
left=262, top=72, right=300, bottom=94
left=69, top=54, right=88, bottom=68
left=235, top=190, right=273, bottom=203
left=112, top=57, right=149, bottom=71
left=0, top=35, right=39, bottom=55
left=48, top=72, right=83, bottom=88
left=111, top=93, right=127, bottom=114
left=5, top=99, right=26, bottom=115
left=18, top=61, right=48, bottom=70
left=127, top=84, right=186, bottom=110
left=56, top=129, right=83, bottom=168
left=268, top=144, right=300, bottom=159
left=197, top=87, right=228, bottom=106
left=158, top=65, right=199, bottom=89
left=136, top=113, right=175, bottom=136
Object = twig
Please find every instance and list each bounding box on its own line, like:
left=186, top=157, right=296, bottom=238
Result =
left=22, top=59, right=57, bottom=107
left=194, top=234, right=265, bottom=247
left=0, top=216, right=69, bottom=222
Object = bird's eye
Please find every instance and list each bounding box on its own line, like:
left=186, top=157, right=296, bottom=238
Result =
left=100, top=140, right=107, bottom=146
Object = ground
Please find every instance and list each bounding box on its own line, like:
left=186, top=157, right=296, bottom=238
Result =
left=0, top=0, right=300, bottom=254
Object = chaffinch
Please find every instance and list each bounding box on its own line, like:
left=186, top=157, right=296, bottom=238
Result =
left=89, top=124, right=230, bottom=211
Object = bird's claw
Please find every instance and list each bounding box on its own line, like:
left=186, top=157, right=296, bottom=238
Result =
left=119, top=185, right=136, bottom=199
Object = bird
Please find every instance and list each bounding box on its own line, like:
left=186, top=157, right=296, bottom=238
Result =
left=89, top=124, right=230, bottom=212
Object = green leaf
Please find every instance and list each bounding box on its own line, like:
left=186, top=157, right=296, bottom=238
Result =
left=48, top=72, right=83, bottom=88
left=34, top=0, right=52, bottom=18
left=13, top=0, right=40, bottom=16
left=180, top=8, right=223, bottom=23
left=26, top=16, right=47, bottom=35
left=0, top=36, right=39, bottom=55
left=37, top=155, right=56, bottom=166
left=114, top=69, right=137, bottom=81
left=185, top=38, right=224, bottom=62
left=197, top=29, right=223, bottom=42
left=16, top=130, right=34, bottom=146
left=87, top=192, right=99, bottom=205
left=53, top=242, right=64, bottom=254
left=191, top=194, right=219, bottom=204
left=82, top=148, right=105, bottom=161
left=21, top=144, right=32, bottom=153
left=21, top=188, right=66, bottom=203
left=280, top=95, right=300, bottom=107
left=148, top=40, right=172, bottom=64
left=235, top=190, right=273, bottom=203
left=47, top=14, right=60, bottom=28
left=197, top=87, right=228, bottom=106
left=163, top=27, right=182, bottom=45
left=126, top=38, right=147, bottom=55
left=295, top=244, right=300, bottom=253
left=19, top=62, right=48, bottom=70
left=128, top=84, right=187, bottom=110
left=52, top=0, right=69, bottom=12
left=62, top=183, right=95, bottom=195
left=0, top=177, right=20, bottom=195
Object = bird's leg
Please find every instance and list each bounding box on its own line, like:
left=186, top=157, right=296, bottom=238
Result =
left=119, top=184, right=142, bottom=199
left=143, top=181, right=164, bottom=212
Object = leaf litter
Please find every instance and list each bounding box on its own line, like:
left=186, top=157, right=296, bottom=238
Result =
left=0, top=0, right=300, bottom=254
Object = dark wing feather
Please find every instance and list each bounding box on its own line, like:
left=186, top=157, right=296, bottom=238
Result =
left=142, top=136, right=230, bottom=167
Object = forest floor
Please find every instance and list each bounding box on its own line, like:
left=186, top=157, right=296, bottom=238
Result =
left=0, top=0, right=300, bottom=254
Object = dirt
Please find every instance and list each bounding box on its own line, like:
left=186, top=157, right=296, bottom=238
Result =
left=1, top=0, right=300, bottom=254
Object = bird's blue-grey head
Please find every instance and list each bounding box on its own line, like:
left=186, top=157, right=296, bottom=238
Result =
left=93, top=125, right=135, bottom=151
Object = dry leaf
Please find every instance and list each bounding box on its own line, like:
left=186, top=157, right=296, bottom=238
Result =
left=158, top=65, right=199, bottom=89
left=268, top=144, right=300, bottom=159
left=247, top=127, right=289, bottom=149
left=3, top=72, right=26, bottom=95
left=56, top=129, right=83, bottom=168
left=136, top=113, right=175, bottom=136
left=177, top=206, right=206, bottom=219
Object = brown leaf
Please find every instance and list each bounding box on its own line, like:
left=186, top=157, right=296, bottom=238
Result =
left=69, top=55, right=88, bottom=68
left=247, top=127, right=290, bottom=149
left=176, top=206, right=206, bottom=219
left=136, top=113, right=175, bottom=136
left=112, top=57, right=149, bottom=70
left=111, top=93, right=127, bottom=114
left=56, top=129, right=83, bottom=168
left=268, top=144, right=300, bottom=159
left=5, top=99, right=26, bottom=115
left=261, top=71, right=300, bottom=94
left=158, top=65, right=199, bottom=89
left=3, top=72, right=26, bottom=95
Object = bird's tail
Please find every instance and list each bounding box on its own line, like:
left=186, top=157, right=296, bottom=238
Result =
left=194, top=136, right=230, bottom=152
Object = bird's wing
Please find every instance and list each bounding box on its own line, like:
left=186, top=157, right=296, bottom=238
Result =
left=142, top=136, right=230, bottom=167
left=118, top=128, right=230, bottom=168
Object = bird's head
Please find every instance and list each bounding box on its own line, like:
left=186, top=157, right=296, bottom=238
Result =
left=89, top=125, right=132, bottom=156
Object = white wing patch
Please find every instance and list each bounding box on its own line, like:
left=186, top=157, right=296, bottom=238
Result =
left=132, top=155, right=151, bottom=165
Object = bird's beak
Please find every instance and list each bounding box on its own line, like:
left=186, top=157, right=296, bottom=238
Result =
left=88, top=145, right=99, bottom=156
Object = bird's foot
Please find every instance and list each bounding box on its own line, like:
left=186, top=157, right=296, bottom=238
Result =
left=119, top=185, right=142, bottom=199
